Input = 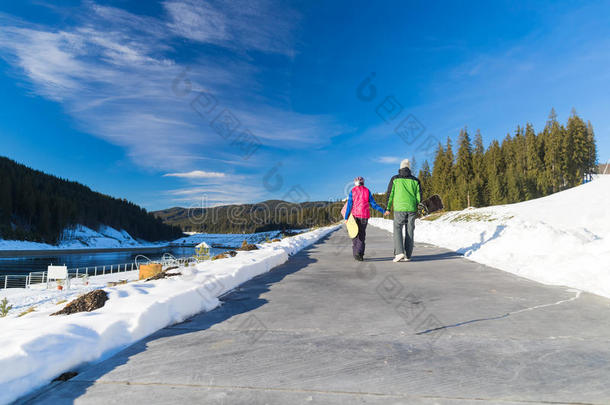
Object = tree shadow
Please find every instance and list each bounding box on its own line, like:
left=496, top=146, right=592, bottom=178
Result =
left=457, top=225, right=506, bottom=255
left=17, top=235, right=330, bottom=405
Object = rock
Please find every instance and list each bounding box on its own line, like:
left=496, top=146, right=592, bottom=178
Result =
left=52, top=290, right=108, bottom=315
left=53, top=371, right=78, bottom=382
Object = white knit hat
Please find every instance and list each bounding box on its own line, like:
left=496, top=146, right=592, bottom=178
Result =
left=400, top=159, right=410, bottom=169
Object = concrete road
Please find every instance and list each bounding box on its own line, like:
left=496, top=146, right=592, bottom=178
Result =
left=19, top=227, right=610, bottom=404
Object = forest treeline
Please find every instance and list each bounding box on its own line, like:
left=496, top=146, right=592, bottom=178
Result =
left=154, top=200, right=344, bottom=234
left=415, top=109, right=598, bottom=211
left=0, top=157, right=183, bottom=244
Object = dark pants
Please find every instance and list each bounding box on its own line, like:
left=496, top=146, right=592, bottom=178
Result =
left=393, top=211, right=416, bottom=259
left=352, top=217, right=368, bottom=256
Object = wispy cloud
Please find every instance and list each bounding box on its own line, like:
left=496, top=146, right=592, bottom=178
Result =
left=163, top=0, right=229, bottom=45
left=163, top=0, right=299, bottom=56
left=0, top=1, right=337, bottom=176
left=0, top=1, right=344, bottom=206
left=164, top=170, right=226, bottom=179
left=165, top=181, right=265, bottom=207
left=374, top=156, right=401, bottom=164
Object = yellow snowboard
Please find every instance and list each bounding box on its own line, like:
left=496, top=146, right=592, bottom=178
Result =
left=345, top=214, right=359, bottom=239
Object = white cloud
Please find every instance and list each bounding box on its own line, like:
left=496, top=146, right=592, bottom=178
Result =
left=375, top=156, right=401, bottom=164
left=165, top=181, right=265, bottom=207
left=162, top=0, right=299, bottom=55
left=164, top=0, right=228, bottom=44
left=164, top=170, right=226, bottom=179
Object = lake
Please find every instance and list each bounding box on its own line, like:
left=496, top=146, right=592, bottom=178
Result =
left=0, top=246, right=227, bottom=277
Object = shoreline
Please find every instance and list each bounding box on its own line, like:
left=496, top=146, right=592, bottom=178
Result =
left=0, top=245, right=172, bottom=258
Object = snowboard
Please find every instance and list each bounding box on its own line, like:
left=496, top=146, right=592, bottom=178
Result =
left=345, top=214, right=359, bottom=239
left=418, top=194, right=444, bottom=217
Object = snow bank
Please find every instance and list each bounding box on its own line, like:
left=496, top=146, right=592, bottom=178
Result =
left=0, top=225, right=339, bottom=404
left=370, top=176, right=610, bottom=299
left=0, top=225, right=164, bottom=251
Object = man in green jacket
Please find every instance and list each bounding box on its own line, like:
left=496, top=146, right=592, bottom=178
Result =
left=384, top=159, right=422, bottom=262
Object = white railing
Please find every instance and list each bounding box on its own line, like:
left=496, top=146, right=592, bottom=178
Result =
left=2, top=255, right=208, bottom=290
left=2, top=262, right=139, bottom=290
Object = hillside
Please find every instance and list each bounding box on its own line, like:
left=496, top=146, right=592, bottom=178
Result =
left=154, top=199, right=346, bottom=233
left=370, top=175, right=610, bottom=298
left=0, top=157, right=183, bottom=244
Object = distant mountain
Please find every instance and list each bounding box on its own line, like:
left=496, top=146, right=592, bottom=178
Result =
left=153, top=199, right=347, bottom=233
left=0, top=156, right=183, bottom=244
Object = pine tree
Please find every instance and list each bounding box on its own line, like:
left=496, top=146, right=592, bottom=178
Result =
left=586, top=121, right=598, bottom=179
left=444, top=137, right=458, bottom=209
left=542, top=108, right=565, bottom=193
left=456, top=128, right=473, bottom=207
left=524, top=123, right=542, bottom=199
left=472, top=130, right=487, bottom=206
left=503, top=133, right=520, bottom=203
left=418, top=160, right=432, bottom=200
left=565, top=110, right=589, bottom=186
left=410, top=155, right=418, bottom=175
left=431, top=143, right=446, bottom=199
left=485, top=139, right=507, bottom=205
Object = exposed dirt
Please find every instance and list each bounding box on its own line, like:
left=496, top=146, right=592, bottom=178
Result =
left=146, top=270, right=182, bottom=281
left=52, top=290, right=108, bottom=315
left=212, top=250, right=238, bottom=260
left=238, top=240, right=259, bottom=251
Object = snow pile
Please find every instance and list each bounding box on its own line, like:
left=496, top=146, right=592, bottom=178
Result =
left=0, top=225, right=339, bottom=404
left=370, top=176, right=610, bottom=299
left=0, top=225, right=163, bottom=251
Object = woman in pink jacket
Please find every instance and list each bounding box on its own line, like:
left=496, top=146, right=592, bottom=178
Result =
left=344, top=176, right=388, bottom=261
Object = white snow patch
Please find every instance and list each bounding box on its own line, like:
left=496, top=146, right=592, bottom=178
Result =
left=369, top=176, right=610, bottom=299
left=0, top=225, right=166, bottom=251
left=0, top=225, right=339, bottom=404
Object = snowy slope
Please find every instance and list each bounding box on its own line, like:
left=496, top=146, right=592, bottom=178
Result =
left=0, top=225, right=339, bottom=404
left=370, top=176, right=610, bottom=299
left=0, top=225, right=165, bottom=250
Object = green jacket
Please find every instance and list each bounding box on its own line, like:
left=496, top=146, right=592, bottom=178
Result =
left=385, top=167, right=422, bottom=212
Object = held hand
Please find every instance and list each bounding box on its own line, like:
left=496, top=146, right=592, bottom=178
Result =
left=384, top=210, right=391, bottom=216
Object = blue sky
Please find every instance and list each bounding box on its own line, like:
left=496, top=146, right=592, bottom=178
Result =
left=0, top=0, right=608, bottom=210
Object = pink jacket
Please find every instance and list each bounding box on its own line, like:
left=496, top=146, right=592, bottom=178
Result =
left=344, top=185, right=385, bottom=219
